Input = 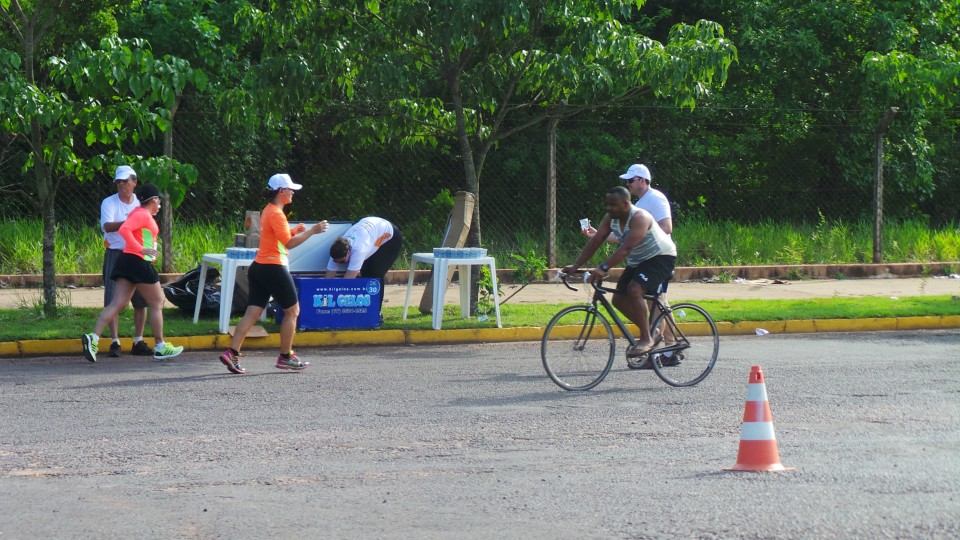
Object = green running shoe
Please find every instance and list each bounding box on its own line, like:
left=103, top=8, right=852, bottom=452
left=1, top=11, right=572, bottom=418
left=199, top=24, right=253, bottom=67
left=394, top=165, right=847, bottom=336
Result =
left=81, top=334, right=98, bottom=363
left=153, top=342, right=184, bottom=360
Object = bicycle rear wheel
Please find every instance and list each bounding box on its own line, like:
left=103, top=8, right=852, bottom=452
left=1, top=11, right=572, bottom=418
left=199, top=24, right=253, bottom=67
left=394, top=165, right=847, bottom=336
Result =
left=650, top=302, right=719, bottom=387
left=541, top=306, right=616, bottom=391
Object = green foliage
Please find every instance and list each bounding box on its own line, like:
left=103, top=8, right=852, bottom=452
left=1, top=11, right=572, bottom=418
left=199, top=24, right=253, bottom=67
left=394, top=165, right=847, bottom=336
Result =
left=715, top=270, right=733, bottom=284
left=510, top=250, right=548, bottom=286
left=785, top=268, right=807, bottom=281
left=494, top=249, right=549, bottom=306
left=3, top=217, right=956, bottom=277
left=400, top=189, right=456, bottom=254
left=476, top=265, right=500, bottom=317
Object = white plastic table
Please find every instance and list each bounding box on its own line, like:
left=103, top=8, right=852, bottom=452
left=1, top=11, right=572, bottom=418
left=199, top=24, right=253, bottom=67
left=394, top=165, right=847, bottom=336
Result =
left=191, top=222, right=354, bottom=334
left=402, top=252, right=502, bottom=330
left=193, top=253, right=254, bottom=334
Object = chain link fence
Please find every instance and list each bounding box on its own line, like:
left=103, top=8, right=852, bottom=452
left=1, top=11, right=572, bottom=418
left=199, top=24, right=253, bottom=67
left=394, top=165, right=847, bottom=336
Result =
left=2, top=104, right=958, bottom=270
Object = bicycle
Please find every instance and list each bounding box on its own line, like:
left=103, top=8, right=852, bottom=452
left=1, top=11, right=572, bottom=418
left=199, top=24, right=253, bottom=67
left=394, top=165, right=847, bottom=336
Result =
left=541, top=271, right=719, bottom=390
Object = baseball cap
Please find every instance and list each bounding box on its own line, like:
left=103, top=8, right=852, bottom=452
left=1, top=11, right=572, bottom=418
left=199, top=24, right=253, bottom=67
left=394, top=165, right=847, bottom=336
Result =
left=114, top=165, right=137, bottom=181
left=618, top=164, right=651, bottom=182
left=139, top=183, right=161, bottom=202
left=267, top=173, right=302, bottom=191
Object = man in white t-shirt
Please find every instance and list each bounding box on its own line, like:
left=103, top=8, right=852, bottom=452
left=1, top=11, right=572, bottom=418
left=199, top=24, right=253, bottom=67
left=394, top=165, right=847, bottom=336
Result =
left=325, top=216, right=403, bottom=279
left=325, top=216, right=403, bottom=313
left=100, top=165, right=151, bottom=357
left=620, top=164, right=672, bottom=235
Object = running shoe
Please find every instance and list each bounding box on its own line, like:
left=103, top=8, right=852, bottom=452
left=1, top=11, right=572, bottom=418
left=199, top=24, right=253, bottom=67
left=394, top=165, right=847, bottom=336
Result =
left=153, top=342, right=184, bottom=360
left=275, top=353, right=309, bottom=371
left=131, top=340, right=154, bottom=356
left=660, top=352, right=683, bottom=367
left=81, top=334, right=98, bottom=363
left=108, top=342, right=122, bottom=358
left=219, top=349, right=246, bottom=375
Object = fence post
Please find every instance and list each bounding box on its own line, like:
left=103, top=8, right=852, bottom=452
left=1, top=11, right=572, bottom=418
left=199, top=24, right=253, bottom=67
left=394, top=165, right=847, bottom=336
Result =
left=873, top=106, right=898, bottom=264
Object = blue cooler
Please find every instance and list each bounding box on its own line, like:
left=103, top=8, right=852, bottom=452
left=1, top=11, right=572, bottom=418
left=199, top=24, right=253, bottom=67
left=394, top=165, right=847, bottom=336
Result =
left=278, top=277, right=382, bottom=330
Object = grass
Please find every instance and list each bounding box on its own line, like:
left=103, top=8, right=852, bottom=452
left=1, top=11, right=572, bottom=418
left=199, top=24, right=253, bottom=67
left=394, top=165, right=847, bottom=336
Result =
left=2, top=295, right=959, bottom=342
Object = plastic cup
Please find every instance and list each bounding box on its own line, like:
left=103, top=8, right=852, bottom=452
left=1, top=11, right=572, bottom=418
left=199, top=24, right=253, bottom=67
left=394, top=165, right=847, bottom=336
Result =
left=579, top=218, right=590, bottom=230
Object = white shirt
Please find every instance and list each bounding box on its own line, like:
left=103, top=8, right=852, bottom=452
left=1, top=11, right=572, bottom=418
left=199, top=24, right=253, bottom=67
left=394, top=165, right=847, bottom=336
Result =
left=634, top=187, right=672, bottom=226
left=326, top=217, right=394, bottom=273
left=100, top=193, right=140, bottom=249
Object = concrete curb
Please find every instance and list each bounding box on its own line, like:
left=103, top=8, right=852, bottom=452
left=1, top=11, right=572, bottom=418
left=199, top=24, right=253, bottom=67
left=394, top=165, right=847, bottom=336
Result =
left=2, top=261, right=958, bottom=288
left=3, top=315, right=959, bottom=359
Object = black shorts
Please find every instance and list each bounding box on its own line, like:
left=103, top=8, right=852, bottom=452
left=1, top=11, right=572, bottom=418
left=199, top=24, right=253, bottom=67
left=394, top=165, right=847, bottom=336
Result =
left=103, top=250, right=148, bottom=308
left=616, top=255, right=676, bottom=295
left=248, top=262, right=299, bottom=310
left=110, top=252, right=160, bottom=285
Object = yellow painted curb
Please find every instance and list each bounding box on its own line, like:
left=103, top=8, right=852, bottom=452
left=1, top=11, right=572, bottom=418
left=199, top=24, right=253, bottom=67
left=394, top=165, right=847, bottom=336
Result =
left=20, top=339, right=78, bottom=356
left=295, top=330, right=407, bottom=347
left=185, top=335, right=219, bottom=351
left=729, top=321, right=786, bottom=335
left=2, top=315, right=959, bottom=358
left=783, top=319, right=818, bottom=333
left=407, top=327, right=526, bottom=344
left=816, top=317, right=896, bottom=332
left=895, top=316, right=941, bottom=330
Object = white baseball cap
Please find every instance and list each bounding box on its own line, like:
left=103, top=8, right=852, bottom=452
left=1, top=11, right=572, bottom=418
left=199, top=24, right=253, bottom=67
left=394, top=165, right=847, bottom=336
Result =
left=267, top=173, right=302, bottom=190
left=114, top=165, right=137, bottom=181
left=618, top=163, right=651, bottom=182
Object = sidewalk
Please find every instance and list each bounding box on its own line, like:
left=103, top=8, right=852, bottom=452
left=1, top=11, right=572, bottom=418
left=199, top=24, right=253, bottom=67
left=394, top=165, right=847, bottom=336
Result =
left=1, top=275, right=959, bottom=358
left=2, top=275, right=958, bottom=309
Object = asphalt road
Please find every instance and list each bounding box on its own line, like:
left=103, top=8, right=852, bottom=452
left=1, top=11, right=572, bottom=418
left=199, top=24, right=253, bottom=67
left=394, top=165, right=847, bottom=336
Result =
left=1, top=331, right=959, bottom=539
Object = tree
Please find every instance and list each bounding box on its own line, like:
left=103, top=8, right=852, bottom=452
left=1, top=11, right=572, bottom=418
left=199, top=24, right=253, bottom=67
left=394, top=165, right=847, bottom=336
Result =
left=225, top=0, right=734, bottom=309
left=651, top=0, right=960, bottom=225
left=0, top=0, right=202, bottom=315
left=328, top=1, right=734, bottom=240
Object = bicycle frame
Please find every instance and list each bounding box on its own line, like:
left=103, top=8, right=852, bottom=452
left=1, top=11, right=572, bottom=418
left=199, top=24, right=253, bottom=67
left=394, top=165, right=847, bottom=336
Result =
left=575, top=275, right=690, bottom=357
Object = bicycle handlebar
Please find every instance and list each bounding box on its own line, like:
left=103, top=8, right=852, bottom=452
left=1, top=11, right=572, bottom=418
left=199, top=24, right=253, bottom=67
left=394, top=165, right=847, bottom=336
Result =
left=557, top=271, right=618, bottom=294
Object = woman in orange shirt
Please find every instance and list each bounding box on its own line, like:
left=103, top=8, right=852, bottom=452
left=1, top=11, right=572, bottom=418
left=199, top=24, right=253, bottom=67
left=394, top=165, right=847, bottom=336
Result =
left=219, top=174, right=329, bottom=374
left=81, top=183, right=184, bottom=362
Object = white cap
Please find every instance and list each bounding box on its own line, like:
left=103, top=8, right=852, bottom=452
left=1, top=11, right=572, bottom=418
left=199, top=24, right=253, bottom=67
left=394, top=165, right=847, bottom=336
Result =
left=267, top=173, right=302, bottom=190
left=618, top=163, right=651, bottom=182
left=114, top=165, right=137, bottom=181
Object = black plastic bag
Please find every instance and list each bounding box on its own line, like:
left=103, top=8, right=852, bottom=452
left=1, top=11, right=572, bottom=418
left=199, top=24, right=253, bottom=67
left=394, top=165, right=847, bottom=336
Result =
left=164, top=266, right=221, bottom=316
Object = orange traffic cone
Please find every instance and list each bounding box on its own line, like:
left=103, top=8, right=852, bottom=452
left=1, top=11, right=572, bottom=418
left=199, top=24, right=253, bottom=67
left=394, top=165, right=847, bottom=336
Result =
left=724, top=365, right=794, bottom=472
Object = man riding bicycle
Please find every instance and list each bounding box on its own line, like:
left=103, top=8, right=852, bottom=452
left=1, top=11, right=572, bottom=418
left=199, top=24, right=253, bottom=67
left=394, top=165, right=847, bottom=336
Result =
left=563, top=186, right=677, bottom=364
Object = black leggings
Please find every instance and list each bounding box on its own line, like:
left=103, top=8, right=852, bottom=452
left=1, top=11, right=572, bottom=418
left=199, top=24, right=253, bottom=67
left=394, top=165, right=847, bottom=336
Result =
left=360, top=227, right=402, bottom=312
left=360, top=227, right=403, bottom=280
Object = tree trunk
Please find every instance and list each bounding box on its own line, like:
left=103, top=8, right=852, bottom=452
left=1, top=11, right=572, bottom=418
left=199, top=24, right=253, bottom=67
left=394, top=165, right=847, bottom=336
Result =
left=161, top=96, right=181, bottom=273
left=447, top=68, right=482, bottom=314
left=545, top=116, right=559, bottom=268
left=33, top=133, right=57, bottom=317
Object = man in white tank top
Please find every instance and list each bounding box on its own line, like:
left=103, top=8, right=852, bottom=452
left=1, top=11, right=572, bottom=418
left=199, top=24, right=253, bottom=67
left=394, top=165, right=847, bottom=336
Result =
left=564, top=186, right=677, bottom=359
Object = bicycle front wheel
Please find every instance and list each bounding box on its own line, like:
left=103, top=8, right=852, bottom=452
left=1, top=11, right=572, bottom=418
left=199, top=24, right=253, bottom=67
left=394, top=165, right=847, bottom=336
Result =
left=650, top=302, right=719, bottom=387
left=541, top=306, right=616, bottom=391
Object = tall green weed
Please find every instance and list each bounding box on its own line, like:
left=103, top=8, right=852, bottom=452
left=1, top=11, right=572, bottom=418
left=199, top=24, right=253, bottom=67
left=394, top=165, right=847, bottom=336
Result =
left=1, top=217, right=958, bottom=275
